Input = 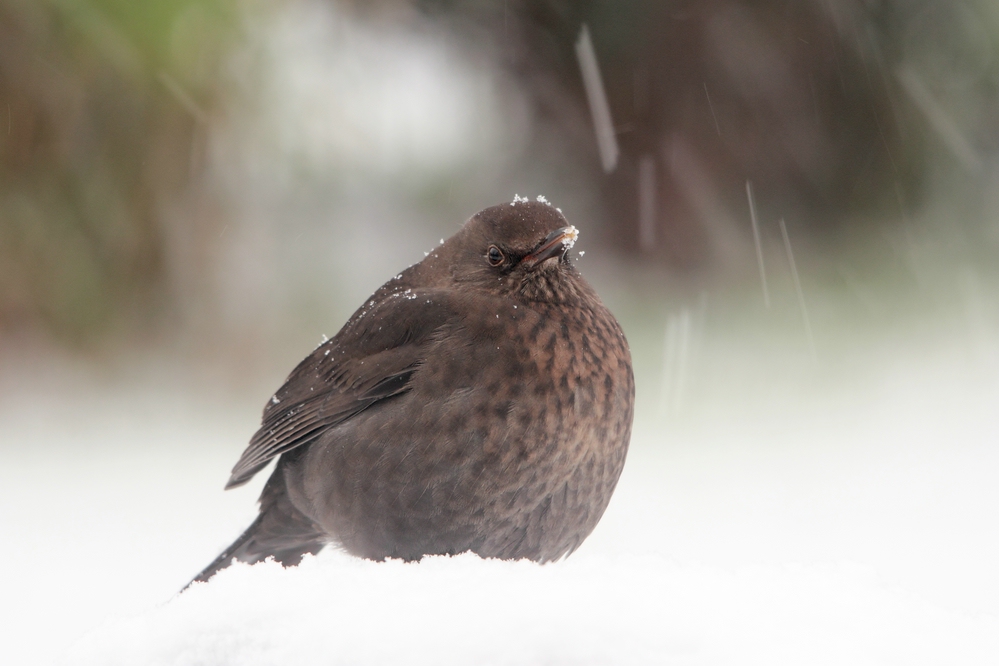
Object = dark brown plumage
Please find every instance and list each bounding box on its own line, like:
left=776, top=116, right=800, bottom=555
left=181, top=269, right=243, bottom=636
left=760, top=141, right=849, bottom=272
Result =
left=191, top=200, right=634, bottom=585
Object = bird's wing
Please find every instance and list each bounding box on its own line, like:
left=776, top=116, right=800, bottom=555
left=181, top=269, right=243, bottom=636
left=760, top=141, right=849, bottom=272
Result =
left=225, top=288, right=458, bottom=489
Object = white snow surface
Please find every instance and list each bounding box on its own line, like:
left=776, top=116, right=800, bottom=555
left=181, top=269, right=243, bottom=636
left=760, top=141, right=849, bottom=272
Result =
left=70, top=552, right=997, bottom=666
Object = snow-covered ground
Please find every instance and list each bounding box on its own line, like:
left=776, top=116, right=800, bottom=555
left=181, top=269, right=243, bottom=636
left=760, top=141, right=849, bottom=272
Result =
left=3, top=269, right=997, bottom=665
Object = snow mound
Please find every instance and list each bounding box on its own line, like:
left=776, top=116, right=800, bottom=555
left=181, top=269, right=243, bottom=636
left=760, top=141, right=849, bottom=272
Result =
left=66, top=550, right=997, bottom=666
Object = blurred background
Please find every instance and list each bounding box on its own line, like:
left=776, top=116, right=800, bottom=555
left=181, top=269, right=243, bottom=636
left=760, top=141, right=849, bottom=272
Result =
left=2, top=0, right=998, bottom=663
left=3, top=0, right=997, bottom=358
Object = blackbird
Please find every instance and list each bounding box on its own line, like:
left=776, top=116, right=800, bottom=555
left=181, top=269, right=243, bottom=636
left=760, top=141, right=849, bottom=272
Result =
left=191, top=198, right=634, bottom=585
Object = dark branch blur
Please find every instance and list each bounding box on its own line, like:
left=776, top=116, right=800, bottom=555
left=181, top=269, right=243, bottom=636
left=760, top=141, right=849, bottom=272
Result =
left=422, top=0, right=996, bottom=260
left=1, top=0, right=996, bottom=352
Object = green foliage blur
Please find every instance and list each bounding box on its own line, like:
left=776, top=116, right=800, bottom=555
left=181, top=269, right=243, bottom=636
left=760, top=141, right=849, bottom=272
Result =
left=0, top=0, right=237, bottom=344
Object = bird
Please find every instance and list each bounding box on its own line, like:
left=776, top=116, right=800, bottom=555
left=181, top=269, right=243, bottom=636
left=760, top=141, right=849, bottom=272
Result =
left=189, top=197, right=634, bottom=586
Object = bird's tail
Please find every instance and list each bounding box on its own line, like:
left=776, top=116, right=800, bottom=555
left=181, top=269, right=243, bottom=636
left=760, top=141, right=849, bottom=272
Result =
left=185, top=465, right=326, bottom=590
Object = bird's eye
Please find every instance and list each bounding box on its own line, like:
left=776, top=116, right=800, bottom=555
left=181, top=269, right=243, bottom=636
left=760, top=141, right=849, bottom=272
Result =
left=486, top=245, right=505, bottom=266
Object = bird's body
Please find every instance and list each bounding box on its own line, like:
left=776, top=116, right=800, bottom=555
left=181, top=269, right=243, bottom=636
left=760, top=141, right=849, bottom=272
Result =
left=192, top=200, right=633, bottom=584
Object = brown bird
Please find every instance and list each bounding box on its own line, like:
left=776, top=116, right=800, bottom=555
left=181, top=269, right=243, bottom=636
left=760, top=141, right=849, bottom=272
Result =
left=191, top=199, right=634, bottom=585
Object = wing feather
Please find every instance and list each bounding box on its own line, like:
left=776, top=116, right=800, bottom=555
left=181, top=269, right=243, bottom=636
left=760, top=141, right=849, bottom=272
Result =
left=224, top=289, right=453, bottom=489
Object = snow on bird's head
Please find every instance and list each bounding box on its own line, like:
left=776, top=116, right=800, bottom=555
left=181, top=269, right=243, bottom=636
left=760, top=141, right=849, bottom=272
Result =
left=511, top=194, right=556, bottom=209
left=561, top=225, right=579, bottom=250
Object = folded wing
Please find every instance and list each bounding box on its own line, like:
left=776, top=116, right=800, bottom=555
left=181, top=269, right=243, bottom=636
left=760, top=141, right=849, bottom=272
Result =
left=225, top=289, right=456, bottom=489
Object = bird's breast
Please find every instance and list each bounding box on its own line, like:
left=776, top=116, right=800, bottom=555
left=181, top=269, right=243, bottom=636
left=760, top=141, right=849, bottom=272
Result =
left=419, top=298, right=632, bottom=468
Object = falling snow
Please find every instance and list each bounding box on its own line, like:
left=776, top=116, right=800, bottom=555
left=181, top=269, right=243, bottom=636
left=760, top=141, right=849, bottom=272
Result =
left=745, top=180, right=770, bottom=309
left=575, top=24, right=619, bottom=173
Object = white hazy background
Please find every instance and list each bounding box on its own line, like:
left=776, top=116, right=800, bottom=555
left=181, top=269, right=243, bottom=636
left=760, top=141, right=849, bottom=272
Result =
left=2, top=1, right=998, bottom=664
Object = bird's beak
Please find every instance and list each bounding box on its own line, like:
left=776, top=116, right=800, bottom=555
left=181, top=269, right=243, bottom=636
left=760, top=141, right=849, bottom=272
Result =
left=524, top=226, right=579, bottom=268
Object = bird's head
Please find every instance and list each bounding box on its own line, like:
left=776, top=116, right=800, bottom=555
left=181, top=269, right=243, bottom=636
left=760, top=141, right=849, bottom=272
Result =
left=421, top=199, right=584, bottom=304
